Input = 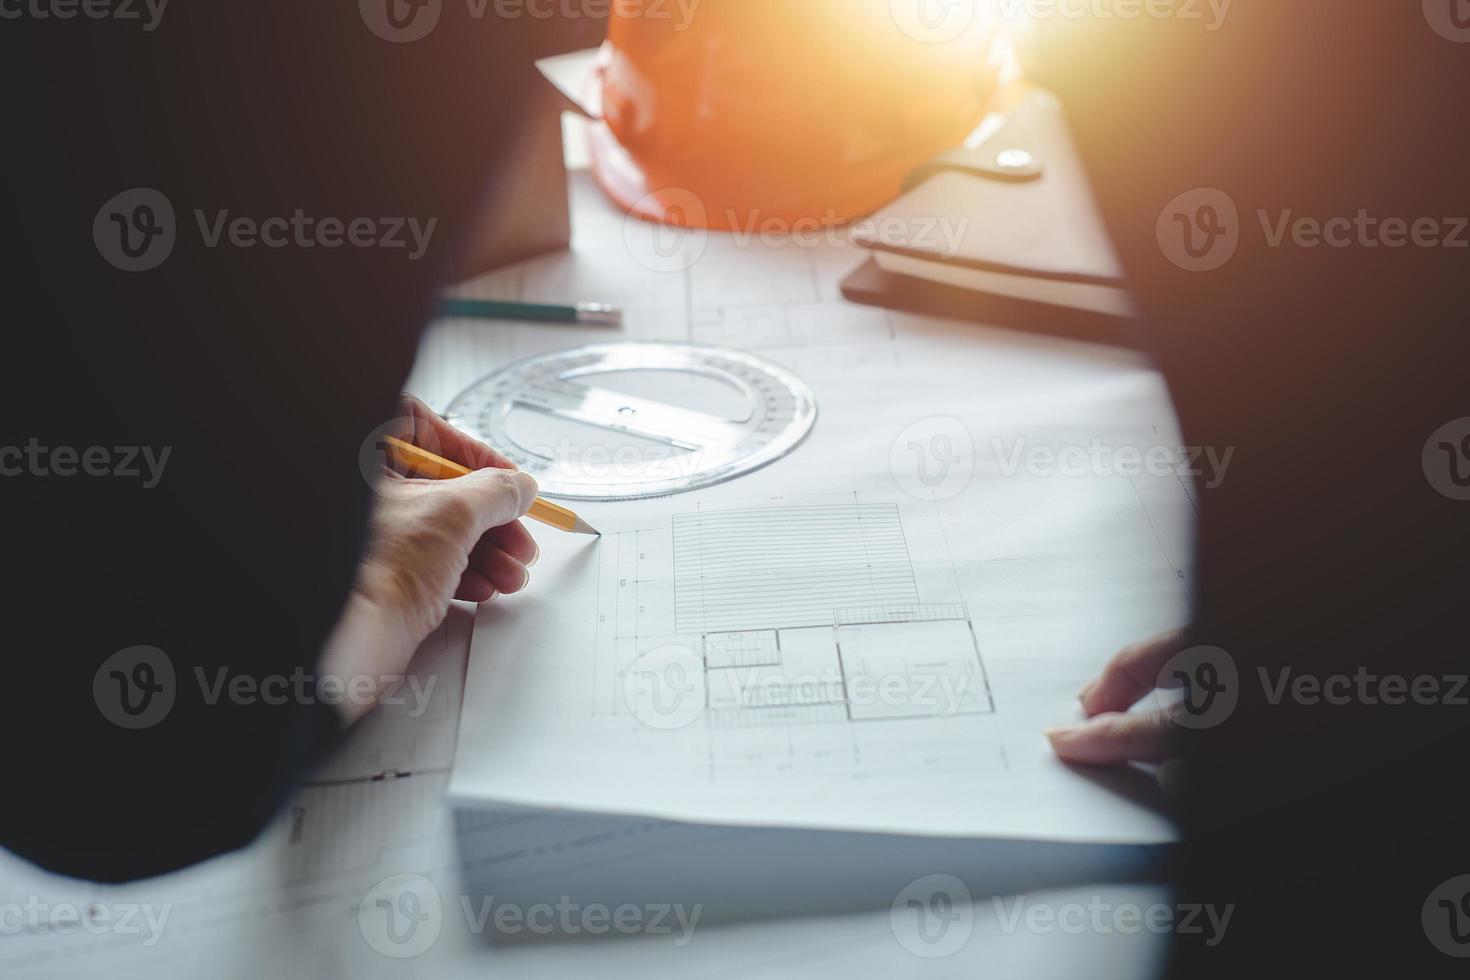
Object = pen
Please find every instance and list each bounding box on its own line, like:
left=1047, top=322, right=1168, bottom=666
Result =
left=380, top=436, right=601, bottom=536
left=436, top=298, right=623, bottom=327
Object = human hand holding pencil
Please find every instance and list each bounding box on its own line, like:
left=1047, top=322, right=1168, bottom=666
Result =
left=320, top=395, right=569, bottom=725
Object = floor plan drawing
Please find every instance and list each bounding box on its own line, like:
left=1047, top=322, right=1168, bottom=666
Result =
left=593, top=496, right=995, bottom=734
left=448, top=339, right=1192, bottom=843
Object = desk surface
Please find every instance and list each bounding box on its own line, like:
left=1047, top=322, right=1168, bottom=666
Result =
left=0, top=172, right=1177, bottom=980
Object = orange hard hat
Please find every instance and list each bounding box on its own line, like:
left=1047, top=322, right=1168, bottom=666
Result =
left=589, top=0, right=1011, bottom=231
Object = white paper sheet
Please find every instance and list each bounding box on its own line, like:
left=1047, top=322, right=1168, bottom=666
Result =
left=448, top=323, right=1194, bottom=844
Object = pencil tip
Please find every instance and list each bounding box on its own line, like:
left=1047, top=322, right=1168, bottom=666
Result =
left=571, top=518, right=601, bottom=537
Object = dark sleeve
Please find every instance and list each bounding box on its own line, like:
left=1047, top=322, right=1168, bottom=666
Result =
left=1026, top=7, right=1470, bottom=975
left=0, top=3, right=594, bottom=882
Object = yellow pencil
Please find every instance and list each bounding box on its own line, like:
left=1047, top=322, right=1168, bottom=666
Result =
left=380, top=436, right=600, bottom=536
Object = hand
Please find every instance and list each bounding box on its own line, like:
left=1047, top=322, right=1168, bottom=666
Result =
left=1046, top=629, right=1188, bottom=766
left=320, top=395, right=540, bottom=725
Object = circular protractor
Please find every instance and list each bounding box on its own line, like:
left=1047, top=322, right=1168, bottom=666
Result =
left=444, top=343, right=818, bottom=501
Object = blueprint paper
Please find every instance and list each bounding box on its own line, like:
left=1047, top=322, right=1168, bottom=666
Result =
left=448, top=321, right=1192, bottom=844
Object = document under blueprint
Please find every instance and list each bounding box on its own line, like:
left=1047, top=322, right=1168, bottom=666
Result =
left=449, top=326, right=1194, bottom=845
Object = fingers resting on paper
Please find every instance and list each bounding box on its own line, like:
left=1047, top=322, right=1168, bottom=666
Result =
left=1047, top=629, right=1188, bottom=767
